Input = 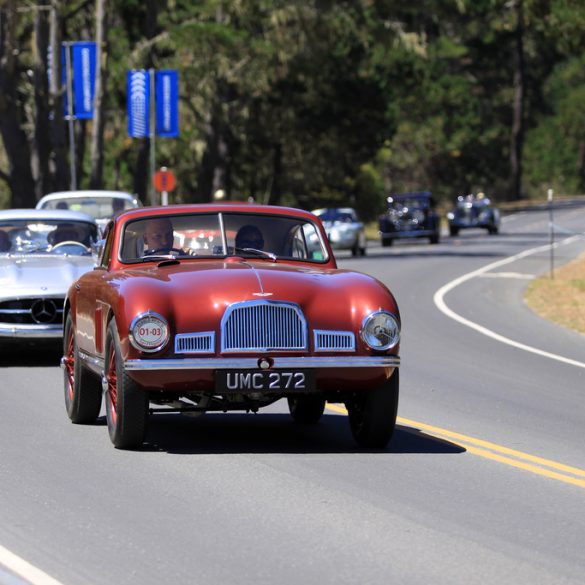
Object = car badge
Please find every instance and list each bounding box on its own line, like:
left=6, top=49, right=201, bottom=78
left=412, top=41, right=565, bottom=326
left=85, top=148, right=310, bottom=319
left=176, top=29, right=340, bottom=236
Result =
left=30, top=299, right=58, bottom=324
left=252, top=292, right=273, bottom=297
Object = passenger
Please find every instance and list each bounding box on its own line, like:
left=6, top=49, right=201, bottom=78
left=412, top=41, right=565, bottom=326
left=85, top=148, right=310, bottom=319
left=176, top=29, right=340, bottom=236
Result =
left=0, top=231, right=10, bottom=252
left=143, top=218, right=181, bottom=255
left=235, top=224, right=264, bottom=250
left=112, top=198, right=126, bottom=214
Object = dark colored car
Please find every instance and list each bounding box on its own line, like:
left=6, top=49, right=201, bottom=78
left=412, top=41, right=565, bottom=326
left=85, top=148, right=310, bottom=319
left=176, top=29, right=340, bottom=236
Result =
left=62, top=203, right=401, bottom=450
left=378, top=192, right=440, bottom=246
left=447, top=193, right=501, bottom=236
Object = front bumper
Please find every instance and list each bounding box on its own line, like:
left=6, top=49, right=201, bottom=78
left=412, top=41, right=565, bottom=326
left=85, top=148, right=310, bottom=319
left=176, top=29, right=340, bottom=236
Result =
left=124, top=355, right=400, bottom=371
left=0, top=324, right=63, bottom=338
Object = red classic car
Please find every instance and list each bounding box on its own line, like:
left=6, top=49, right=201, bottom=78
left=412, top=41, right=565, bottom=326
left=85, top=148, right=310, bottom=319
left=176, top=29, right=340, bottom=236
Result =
left=61, top=203, right=401, bottom=449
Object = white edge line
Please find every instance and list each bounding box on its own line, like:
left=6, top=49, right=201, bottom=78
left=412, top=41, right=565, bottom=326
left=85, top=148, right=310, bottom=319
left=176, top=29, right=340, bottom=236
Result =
left=433, top=235, right=585, bottom=369
left=0, top=544, right=66, bottom=585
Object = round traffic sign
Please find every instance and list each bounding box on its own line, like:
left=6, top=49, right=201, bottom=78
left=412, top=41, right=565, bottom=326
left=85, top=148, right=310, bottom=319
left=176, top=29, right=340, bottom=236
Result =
left=153, top=168, right=177, bottom=192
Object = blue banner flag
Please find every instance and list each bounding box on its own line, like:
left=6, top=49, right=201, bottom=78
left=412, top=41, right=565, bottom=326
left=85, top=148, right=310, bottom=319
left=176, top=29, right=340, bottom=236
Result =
left=155, top=70, right=179, bottom=137
left=71, top=42, right=96, bottom=119
left=127, top=70, right=150, bottom=138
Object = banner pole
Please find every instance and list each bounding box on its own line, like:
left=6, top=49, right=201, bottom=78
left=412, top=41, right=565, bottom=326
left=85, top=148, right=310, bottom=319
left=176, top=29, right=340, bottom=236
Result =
left=64, top=42, right=77, bottom=190
left=149, top=68, right=156, bottom=206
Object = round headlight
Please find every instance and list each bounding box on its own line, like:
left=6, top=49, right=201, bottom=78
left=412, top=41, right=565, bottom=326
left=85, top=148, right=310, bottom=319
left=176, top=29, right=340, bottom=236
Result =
left=360, top=310, right=400, bottom=351
left=129, top=312, right=170, bottom=352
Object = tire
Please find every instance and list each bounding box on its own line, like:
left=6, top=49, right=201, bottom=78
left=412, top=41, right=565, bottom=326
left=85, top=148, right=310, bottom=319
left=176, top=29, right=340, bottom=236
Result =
left=63, top=312, right=102, bottom=424
left=381, top=237, right=393, bottom=247
left=288, top=395, right=326, bottom=424
left=345, top=369, right=399, bottom=448
left=430, top=232, right=440, bottom=244
left=449, top=226, right=459, bottom=237
left=351, top=240, right=359, bottom=256
left=104, top=320, right=148, bottom=449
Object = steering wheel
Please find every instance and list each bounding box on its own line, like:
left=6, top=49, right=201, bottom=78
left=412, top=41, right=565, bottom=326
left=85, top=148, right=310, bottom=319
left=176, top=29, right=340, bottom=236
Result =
left=145, top=247, right=183, bottom=256
left=50, top=240, right=91, bottom=253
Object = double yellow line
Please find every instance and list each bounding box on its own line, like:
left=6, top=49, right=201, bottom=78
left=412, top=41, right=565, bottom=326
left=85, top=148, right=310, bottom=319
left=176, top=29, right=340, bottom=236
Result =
left=326, top=405, right=585, bottom=489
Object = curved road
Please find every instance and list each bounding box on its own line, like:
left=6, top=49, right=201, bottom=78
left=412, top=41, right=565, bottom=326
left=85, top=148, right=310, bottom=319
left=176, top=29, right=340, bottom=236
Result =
left=1, top=205, right=584, bottom=585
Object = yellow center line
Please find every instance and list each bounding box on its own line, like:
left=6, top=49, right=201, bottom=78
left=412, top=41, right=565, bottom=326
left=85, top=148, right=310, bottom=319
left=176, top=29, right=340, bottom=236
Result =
left=326, top=404, right=585, bottom=488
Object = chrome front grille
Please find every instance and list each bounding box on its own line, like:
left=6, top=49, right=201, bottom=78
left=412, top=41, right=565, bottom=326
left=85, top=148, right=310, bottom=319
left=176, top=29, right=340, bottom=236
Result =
left=314, top=330, right=355, bottom=351
left=175, top=332, right=215, bottom=354
left=0, top=297, right=64, bottom=325
left=221, top=300, right=307, bottom=352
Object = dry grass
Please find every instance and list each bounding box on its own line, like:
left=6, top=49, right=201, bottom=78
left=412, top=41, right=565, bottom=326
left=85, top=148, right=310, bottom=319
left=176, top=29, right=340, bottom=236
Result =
left=525, top=252, right=585, bottom=335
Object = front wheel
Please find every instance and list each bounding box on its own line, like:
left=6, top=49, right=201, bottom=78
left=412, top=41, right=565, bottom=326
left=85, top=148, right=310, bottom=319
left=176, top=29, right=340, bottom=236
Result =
left=63, top=312, right=102, bottom=423
left=104, top=320, right=148, bottom=449
left=288, top=395, right=326, bottom=424
left=345, top=369, right=399, bottom=448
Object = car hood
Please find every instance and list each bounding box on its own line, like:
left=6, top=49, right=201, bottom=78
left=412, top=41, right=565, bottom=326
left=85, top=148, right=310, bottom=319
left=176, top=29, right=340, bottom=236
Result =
left=0, top=254, right=95, bottom=297
left=111, top=260, right=398, bottom=331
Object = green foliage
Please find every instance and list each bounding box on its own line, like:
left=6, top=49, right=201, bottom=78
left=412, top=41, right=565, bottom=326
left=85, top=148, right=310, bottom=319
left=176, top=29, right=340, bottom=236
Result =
left=1, top=0, right=584, bottom=209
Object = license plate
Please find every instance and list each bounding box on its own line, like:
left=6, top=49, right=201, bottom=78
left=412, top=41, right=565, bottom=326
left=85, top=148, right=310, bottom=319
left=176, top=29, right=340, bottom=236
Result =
left=216, top=370, right=314, bottom=392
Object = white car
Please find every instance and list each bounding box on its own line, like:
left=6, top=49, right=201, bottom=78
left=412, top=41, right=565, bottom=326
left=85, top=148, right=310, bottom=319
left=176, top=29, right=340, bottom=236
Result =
left=312, top=207, right=367, bottom=256
left=36, top=190, right=141, bottom=233
left=0, top=209, right=98, bottom=340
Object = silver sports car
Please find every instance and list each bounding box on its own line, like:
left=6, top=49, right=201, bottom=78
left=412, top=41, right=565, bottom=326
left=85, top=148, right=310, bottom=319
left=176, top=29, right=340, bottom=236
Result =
left=0, top=209, right=98, bottom=339
left=312, top=207, right=367, bottom=256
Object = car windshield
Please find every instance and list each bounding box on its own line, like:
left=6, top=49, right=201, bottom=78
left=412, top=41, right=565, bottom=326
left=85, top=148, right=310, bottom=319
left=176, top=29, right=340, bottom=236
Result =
left=390, top=198, right=428, bottom=211
left=39, top=196, right=134, bottom=220
left=0, top=219, right=98, bottom=255
left=120, top=212, right=328, bottom=263
left=316, top=209, right=356, bottom=223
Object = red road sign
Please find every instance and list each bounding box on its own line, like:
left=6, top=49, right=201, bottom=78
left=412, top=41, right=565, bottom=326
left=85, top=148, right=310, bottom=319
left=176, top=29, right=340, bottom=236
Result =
left=153, top=168, right=176, bottom=192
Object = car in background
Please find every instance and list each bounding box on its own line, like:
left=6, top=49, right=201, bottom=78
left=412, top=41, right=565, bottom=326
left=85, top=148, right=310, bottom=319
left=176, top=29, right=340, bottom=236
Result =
left=36, top=190, right=141, bottom=233
left=62, top=203, right=401, bottom=450
left=447, top=193, right=500, bottom=236
left=0, top=209, right=98, bottom=340
left=378, top=191, right=440, bottom=246
left=312, top=207, right=367, bottom=256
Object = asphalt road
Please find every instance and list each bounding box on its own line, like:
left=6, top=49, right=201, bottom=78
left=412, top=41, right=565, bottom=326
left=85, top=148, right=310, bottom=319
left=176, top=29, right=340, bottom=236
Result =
left=1, top=205, right=584, bottom=585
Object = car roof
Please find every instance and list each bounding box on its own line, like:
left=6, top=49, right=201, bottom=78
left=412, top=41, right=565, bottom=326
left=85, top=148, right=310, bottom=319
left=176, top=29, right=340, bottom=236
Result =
left=391, top=191, right=432, bottom=200
left=0, top=208, right=97, bottom=224
left=113, top=203, right=320, bottom=223
left=37, top=190, right=138, bottom=204
left=312, top=207, right=356, bottom=214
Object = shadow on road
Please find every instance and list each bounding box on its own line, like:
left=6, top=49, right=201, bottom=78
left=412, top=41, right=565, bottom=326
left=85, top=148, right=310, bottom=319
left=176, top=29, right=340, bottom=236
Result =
left=0, top=342, right=62, bottom=367
left=138, top=412, right=465, bottom=456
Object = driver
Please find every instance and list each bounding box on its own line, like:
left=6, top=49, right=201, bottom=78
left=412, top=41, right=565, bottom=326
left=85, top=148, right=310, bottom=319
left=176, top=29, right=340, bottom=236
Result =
left=143, top=218, right=182, bottom=255
left=49, top=223, right=83, bottom=246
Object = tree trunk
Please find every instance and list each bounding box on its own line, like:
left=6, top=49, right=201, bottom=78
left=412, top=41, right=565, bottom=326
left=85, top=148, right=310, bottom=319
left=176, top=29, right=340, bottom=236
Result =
left=0, top=1, right=37, bottom=206
left=89, top=0, right=107, bottom=189
left=48, top=0, right=70, bottom=191
left=32, top=0, right=52, bottom=200
left=510, top=0, right=525, bottom=201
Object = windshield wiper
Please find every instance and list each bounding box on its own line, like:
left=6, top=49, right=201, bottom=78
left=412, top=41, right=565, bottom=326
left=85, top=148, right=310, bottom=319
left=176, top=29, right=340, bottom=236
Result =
left=235, top=247, right=277, bottom=262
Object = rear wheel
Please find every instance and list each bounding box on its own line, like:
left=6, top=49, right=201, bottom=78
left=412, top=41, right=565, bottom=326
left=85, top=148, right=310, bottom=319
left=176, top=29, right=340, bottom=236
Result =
left=63, top=312, right=102, bottom=423
left=104, top=320, right=148, bottom=449
left=381, top=237, right=393, bottom=247
left=288, top=395, right=326, bottom=424
left=345, top=369, right=399, bottom=448
left=449, top=226, right=459, bottom=237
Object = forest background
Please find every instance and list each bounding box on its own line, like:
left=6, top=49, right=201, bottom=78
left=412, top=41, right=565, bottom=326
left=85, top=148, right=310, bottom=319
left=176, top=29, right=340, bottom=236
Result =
left=1, top=0, right=584, bottom=221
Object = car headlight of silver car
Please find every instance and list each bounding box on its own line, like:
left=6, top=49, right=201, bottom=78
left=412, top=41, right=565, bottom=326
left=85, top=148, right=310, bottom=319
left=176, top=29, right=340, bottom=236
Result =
left=360, top=310, right=400, bottom=351
left=129, top=311, right=170, bottom=352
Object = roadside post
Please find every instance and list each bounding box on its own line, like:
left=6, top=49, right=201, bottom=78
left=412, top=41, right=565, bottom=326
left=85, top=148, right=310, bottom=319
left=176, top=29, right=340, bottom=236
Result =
left=548, top=188, right=554, bottom=278
left=153, top=167, right=176, bottom=205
